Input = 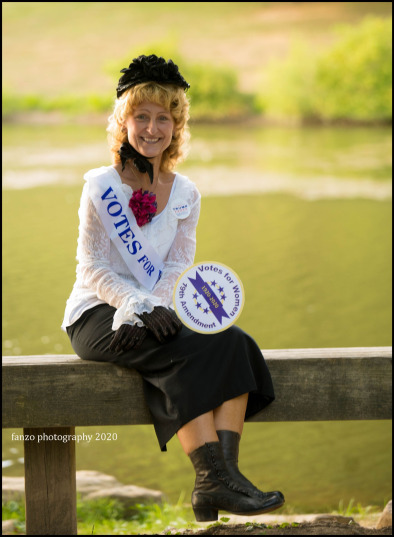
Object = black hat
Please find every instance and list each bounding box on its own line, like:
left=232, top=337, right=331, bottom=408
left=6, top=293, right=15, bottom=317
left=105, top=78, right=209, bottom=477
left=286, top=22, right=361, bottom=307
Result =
left=116, top=54, right=190, bottom=98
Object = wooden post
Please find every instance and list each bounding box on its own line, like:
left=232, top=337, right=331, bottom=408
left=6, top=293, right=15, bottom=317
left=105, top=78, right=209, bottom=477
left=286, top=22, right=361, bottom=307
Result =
left=24, top=426, right=77, bottom=535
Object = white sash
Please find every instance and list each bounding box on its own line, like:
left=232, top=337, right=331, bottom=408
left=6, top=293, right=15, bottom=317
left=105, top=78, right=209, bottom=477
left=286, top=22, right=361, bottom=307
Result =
left=88, top=171, right=164, bottom=291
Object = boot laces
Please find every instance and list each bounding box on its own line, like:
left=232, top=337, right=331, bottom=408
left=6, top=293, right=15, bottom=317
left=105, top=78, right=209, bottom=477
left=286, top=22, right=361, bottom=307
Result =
left=206, top=443, right=251, bottom=496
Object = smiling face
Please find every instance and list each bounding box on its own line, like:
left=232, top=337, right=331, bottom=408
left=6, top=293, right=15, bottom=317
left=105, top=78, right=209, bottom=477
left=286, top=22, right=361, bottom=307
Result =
left=125, top=102, right=174, bottom=161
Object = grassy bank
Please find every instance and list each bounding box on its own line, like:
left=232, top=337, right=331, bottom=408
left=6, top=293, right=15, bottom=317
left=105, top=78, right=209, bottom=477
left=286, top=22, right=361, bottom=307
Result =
left=2, top=495, right=197, bottom=535
left=1, top=496, right=385, bottom=535
left=2, top=3, right=392, bottom=123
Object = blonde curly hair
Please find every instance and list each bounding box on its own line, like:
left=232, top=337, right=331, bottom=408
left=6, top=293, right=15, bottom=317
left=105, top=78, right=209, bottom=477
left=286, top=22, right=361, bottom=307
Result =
left=107, top=82, right=190, bottom=173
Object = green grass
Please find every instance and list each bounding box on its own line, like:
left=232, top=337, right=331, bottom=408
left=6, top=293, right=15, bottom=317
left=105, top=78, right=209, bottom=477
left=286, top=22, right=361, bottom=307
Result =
left=2, top=495, right=199, bottom=535
left=1, top=500, right=25, bottom=534
left=334, top=498, right=382, bottom=518
left=2, top=2, right=392, bottom=122
left=76, top=495, right=198, bottom=535
left=2, top=496, right=387, bottom=535
left=3, top=2, right=392, bottom=97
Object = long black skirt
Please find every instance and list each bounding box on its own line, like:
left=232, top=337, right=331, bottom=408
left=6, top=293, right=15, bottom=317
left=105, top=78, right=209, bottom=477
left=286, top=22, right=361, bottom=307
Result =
left=66, top=303, right=275, bottom=451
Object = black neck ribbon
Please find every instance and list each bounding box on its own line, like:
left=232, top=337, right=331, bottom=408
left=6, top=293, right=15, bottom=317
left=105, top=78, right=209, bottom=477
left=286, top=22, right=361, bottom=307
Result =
left=118, top=142, right=154, bottom=184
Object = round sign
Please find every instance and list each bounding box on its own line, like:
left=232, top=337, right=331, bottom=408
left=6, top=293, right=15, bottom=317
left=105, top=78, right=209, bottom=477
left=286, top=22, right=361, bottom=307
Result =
left=173, top=261, right=245, bottom=334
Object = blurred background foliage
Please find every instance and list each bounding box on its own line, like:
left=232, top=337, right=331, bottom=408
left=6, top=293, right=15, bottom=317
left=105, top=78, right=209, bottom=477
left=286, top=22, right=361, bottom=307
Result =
left=258, top=15, right=392, bottom=122
left=313, top=16, right=392, bottom=121
left=2, top=2, right=392, bottom=123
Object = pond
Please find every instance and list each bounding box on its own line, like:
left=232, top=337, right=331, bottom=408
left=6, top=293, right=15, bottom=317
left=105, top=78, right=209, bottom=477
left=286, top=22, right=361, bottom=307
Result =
left=2, top=121, right=392, bottom=511
left=2, top=121, right=392, bottom=197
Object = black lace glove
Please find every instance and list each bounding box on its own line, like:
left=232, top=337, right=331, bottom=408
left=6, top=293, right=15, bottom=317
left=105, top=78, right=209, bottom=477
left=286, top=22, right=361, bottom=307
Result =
left=136, top=306, right=183, bottom=343
left=109, top=324, right=148, bottom=353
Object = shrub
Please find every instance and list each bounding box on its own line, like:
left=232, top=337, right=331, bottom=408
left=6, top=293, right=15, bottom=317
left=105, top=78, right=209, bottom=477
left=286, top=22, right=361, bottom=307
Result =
left=104, top=38, right=258, bottom=121
left=313, top=16, right=392, bottom=121
left=257, top=39, right=319, bottom=121
left=260, top=16, right=392, bottom=122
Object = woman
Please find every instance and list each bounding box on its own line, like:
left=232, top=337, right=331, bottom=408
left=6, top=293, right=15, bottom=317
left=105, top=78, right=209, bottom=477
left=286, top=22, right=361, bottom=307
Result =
left=62, top=54, right=284, bottom=522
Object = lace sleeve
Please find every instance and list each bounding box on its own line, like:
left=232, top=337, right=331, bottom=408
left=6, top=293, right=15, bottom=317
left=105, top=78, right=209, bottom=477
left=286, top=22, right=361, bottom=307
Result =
left=111, top=182, right=201, bottom=328
left=77, top=183, right=157, bottom=327
left=77, top=178, right=201, bottom=331
left=151, top=186, right=201, bottom=305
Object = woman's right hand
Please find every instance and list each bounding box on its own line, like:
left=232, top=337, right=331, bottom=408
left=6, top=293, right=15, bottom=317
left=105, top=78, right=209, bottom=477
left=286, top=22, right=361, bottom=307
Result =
left=137, top=306, right=183, bottom=343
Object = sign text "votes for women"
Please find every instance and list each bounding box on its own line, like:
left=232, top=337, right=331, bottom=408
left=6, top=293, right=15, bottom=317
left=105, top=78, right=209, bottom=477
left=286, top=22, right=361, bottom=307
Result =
left=173, top=262, right=244, bottom=334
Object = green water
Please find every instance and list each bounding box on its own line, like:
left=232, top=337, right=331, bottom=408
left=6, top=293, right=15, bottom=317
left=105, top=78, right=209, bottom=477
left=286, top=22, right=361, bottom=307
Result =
left=2, top=122, right=392, bottom=511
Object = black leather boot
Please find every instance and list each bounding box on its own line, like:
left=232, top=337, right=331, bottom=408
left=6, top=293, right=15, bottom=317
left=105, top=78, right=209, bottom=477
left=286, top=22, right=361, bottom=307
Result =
left=217, top=429, right=285, bottom=503
left=189, top=441, right=284, bottom=522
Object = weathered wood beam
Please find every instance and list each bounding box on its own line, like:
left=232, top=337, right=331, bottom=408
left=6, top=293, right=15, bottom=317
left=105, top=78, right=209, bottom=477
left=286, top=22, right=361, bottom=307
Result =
left=3, top=347, right=392, bottom=428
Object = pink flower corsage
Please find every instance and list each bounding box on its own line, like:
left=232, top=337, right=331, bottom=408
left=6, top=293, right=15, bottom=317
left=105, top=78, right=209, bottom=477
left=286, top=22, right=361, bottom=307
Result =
left=129, top=189, right=157, bottom=227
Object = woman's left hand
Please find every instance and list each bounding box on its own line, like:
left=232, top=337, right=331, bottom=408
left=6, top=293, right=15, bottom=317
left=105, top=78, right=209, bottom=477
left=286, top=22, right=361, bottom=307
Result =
left=137, top=306, right=183, bottom=343
left=109, top=324, right=148, bottom=353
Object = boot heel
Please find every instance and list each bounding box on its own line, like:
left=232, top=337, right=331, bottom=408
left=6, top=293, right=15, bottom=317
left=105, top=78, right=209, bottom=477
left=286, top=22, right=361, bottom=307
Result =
left=193, top=506, right=218, bottom=522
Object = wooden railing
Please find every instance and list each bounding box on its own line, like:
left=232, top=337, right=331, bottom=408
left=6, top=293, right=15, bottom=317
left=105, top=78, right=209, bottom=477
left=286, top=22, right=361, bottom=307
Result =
left=2, top=347, right=392, bottom=535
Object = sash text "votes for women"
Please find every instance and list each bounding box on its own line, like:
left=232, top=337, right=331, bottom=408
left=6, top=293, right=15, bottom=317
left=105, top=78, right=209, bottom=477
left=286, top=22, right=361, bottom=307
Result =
left=101, top=186, right=157, bottom=278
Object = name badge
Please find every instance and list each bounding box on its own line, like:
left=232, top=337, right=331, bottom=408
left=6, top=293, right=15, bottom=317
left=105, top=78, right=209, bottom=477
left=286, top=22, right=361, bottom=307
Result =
left=171, top=198, right=190, bottom=219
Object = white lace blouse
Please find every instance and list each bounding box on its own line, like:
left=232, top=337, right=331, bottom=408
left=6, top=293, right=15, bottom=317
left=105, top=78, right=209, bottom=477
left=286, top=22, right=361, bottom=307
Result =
left=61, top=165, right=201, bottom=332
